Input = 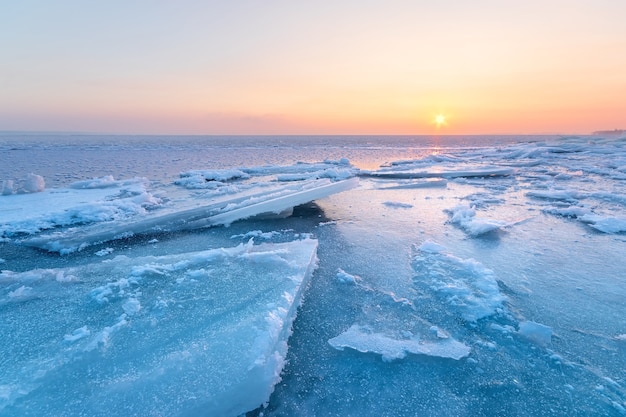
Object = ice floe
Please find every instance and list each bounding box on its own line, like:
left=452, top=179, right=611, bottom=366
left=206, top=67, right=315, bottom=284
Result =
left=1, top=161, right=358, bottom=253
left=328, top=324, right=471, bottom=361
left=0, top=238, right=318, bottom=416
left=517, top=321, right=552, bottom=347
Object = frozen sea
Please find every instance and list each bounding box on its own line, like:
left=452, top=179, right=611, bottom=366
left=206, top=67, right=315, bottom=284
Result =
left=1, top=134, right=625, bottom=416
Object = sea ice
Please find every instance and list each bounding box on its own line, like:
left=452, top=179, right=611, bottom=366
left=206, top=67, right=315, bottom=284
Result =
left=412, top=242, right=507, bottom=322
left=175, top=168, right=251, bottom=188
left=328, top=324, right=471, bottom=361
left=23, top=173, right=44, bottom=193
left=0, top=173, right=45, bottom=194
left=580, top=214, right=626, bottom=234
left=336, top=268, right=360, bottom=284
left=9, top=171, right=357, bottom=253
left=3, top=135, right=626, bottom=416
left=444, top=204, right=510, bottom=236
left=0, top=238, right=318, bottom=417
left=0, top=177, right=158, bottom=237
left=364, top=164, right=515, bottom=179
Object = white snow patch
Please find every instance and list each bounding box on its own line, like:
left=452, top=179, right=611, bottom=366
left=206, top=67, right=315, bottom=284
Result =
left=445, top=205, right=509, bottom=236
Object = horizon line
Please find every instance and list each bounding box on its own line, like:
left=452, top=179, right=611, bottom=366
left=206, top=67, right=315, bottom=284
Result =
left=0, top=130, right=600, bottom=137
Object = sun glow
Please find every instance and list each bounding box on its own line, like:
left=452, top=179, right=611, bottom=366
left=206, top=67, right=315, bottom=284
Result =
left=434, top=114, right=447, bottom=128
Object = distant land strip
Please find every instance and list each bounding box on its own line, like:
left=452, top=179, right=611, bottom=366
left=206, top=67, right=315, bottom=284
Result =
left=593, top=129, right=625, bottom=135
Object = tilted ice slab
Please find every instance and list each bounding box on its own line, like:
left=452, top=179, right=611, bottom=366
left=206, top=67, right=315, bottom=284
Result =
left=17, top=177, right=358, bottom=253
left=0, top=238, right=318, bottom=417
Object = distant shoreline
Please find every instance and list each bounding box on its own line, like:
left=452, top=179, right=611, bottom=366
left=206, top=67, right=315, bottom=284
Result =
left=593, top=129, right=625, bottom=135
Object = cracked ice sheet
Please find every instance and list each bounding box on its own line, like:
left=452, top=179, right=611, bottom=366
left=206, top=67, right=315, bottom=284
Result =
left=0, top=238, right=318, bottom=417
left=327, top=269, right=470, bottom=362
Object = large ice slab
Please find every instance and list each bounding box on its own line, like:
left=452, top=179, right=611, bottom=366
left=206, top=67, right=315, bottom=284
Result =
left=0, top=238, right=318, bottom=416
left=8, top=172, right=356, bottom=253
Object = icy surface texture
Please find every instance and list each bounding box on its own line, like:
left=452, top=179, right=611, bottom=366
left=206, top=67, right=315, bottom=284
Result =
left=0, top=238, right=318, bottom=417
left=2, top=135, right=626, bottom=416
left=258, top=137, right=626, bottom=417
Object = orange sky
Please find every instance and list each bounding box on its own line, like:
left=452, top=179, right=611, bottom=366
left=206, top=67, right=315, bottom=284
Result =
left=1, top=1, right=625, bottom=135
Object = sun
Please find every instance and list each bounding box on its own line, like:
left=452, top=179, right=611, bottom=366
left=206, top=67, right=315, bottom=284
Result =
left=434, top=114, right=447, bottom=128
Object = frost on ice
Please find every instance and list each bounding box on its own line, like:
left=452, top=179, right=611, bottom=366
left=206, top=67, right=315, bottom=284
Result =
left=0, top=238, right=318, bottom=417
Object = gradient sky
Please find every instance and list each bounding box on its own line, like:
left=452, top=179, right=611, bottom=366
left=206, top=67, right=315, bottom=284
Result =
left=2, top=0, right=625, bottom=135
